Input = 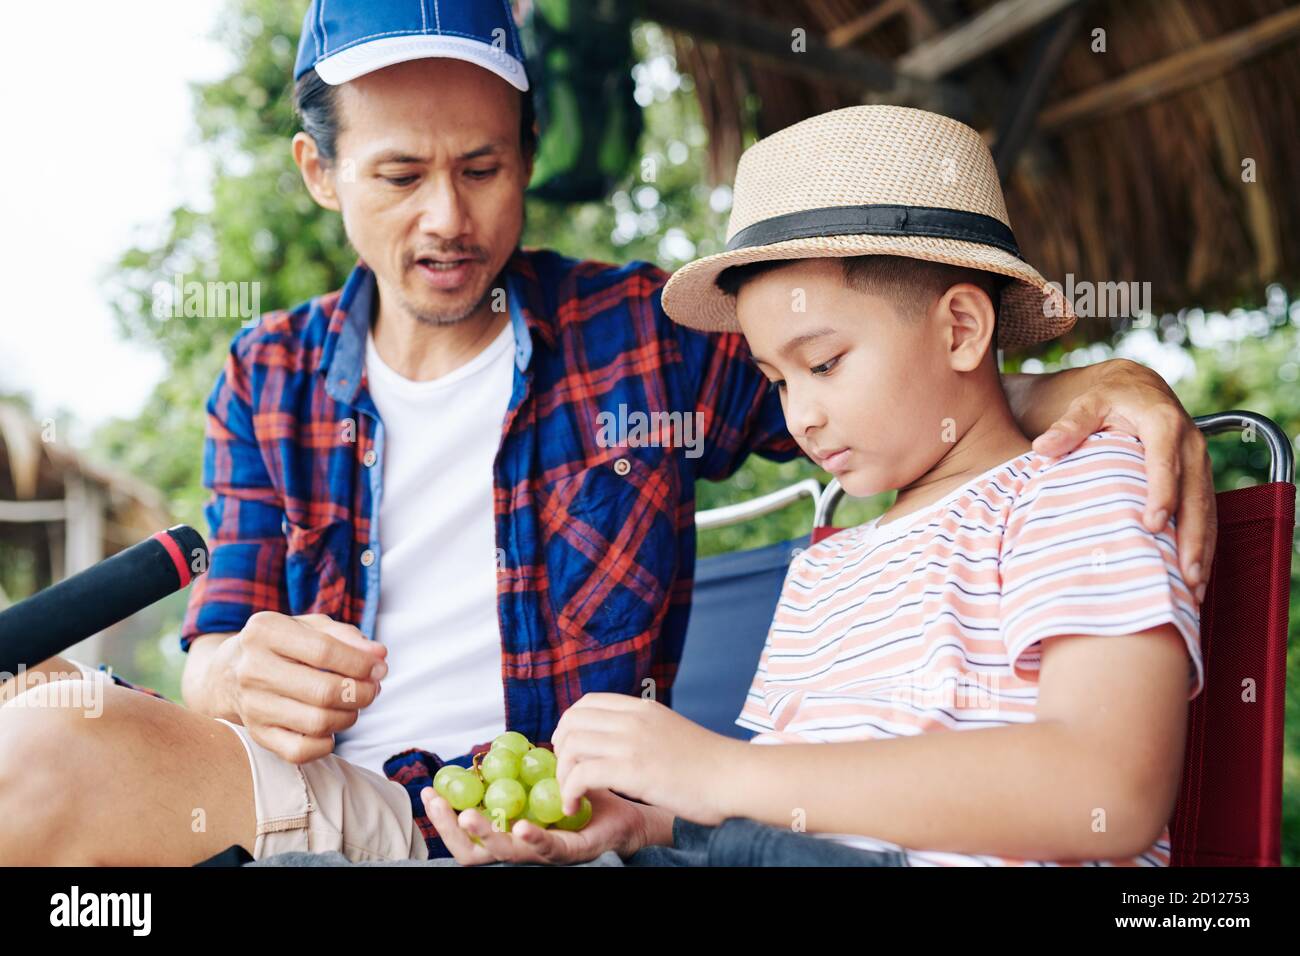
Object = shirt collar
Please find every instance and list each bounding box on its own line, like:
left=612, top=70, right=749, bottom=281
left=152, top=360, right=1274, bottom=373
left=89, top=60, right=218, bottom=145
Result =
left=317, top=251, right=555, bottom=406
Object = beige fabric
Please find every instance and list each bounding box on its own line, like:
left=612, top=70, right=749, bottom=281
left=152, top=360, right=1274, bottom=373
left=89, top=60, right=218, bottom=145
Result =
left=215, top=718, right=429, bottom=862
left=660, top=104, right=1076, bottom=348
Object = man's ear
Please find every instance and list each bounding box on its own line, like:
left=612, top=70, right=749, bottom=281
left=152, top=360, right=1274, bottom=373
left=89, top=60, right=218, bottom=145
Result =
left=292, top=131, right=341, bottom=212
left=940, top=283, right=997, bottom=373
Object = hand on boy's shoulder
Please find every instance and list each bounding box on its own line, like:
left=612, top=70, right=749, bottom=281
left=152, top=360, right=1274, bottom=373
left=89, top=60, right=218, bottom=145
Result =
left=1032, top=410, right=1217, bottom=604
left=1004, top=428, right=1205, bottom=702
left=1035, top=427, right=1144, bottom=461
left=1022, top=428, right=1163, bottom=519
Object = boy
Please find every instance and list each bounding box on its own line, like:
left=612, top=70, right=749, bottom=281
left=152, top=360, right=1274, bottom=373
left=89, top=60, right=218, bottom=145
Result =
left=421, top=105, right=1203, bottom=866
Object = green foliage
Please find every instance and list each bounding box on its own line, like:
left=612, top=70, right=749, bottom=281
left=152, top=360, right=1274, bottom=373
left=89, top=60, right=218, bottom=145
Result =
left=1169, top=320, right=1300, bottom=867
left=97, top=0, right=356, bottom=529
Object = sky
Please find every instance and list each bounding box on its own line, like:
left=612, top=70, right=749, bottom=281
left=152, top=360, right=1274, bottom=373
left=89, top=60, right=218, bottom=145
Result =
left=0, top=0, right=230, bottom=441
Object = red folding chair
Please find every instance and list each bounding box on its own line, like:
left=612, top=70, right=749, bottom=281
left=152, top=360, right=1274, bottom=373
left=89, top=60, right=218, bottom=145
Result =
left=813, top=411, right=1296, bottom=866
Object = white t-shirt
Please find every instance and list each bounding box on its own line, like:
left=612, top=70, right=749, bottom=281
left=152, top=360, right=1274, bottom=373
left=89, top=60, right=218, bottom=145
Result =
left=332, top=318, right=515, bottom=776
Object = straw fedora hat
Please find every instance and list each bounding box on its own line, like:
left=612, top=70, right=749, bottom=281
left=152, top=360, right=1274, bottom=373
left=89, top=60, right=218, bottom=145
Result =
left=660, top=104, right=1075, bottom=349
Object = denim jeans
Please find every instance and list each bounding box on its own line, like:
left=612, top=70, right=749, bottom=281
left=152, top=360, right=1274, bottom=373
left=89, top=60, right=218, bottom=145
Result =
left=625, top=817, right=909, bottom=867
left=246, top=816, right=909, bottom=867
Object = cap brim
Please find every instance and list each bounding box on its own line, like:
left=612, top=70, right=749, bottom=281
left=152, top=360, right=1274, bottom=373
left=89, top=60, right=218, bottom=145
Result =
left=660, top=235, right=1076, bottom=351
left=315, top=34, right=529, bottom=91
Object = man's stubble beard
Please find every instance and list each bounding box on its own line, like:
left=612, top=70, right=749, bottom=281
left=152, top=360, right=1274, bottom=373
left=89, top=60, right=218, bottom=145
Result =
left=393, top=202, right=527, bottom=328
left=401, top=274, right=500, bottom=328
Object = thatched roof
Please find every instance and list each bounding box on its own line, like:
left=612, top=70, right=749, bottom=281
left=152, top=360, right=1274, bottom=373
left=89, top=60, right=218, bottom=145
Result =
left=649, top=0, right=1300, bottom=343
left=0, top=402, right=171, bottom=557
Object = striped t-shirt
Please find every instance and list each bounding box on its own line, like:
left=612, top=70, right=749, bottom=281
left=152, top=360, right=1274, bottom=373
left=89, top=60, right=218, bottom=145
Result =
left=736, top=431, right=1204, bottom=866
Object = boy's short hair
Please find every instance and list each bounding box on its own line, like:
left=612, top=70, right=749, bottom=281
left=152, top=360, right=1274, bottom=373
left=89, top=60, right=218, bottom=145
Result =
left=716, top=255, right=1009, bottom=343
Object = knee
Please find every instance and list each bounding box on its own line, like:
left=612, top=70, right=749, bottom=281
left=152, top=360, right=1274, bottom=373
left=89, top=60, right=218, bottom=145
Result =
left=0, top=686, right=110, bottom=864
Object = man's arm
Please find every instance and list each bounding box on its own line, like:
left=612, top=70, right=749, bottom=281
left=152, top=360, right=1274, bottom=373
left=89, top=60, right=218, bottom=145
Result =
left=175, top=329, right=384, bottom=761
left=179, top=326, right=294, bottom=653
left=181, top=632, right=240, bottom=720
left=1002, top=366, right=1091, bottom=439
left=713, top=624, right=1190, bottom=861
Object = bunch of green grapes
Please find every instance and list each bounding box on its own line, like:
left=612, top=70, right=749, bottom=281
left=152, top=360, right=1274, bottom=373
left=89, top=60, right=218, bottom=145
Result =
left=431, top=731, right=593, bottom=836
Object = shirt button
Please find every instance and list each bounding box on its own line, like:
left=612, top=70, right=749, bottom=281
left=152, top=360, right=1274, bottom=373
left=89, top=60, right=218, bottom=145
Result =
left=614, top=457, right=631, bottom=476
left=363, top=449, right=378, bottom=468
left=360, top=549, right=376, bottom=567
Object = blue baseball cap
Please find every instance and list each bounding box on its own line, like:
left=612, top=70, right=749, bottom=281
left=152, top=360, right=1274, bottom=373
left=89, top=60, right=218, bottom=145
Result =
left=294, top=0, right=529, bottom=91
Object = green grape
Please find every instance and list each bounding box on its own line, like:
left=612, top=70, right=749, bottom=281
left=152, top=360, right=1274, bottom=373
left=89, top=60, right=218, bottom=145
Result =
left=481, top=747, right=521, bottom=783
left=553, top=796, right=593, bottom=831
left=491, top=731, right=532, bottom=757
left=480, top=805, right=513, bottom=833
left=527, top=777, right=564, bottom=824
left=517, top=802, right=551, bottom=831
left=433, top=765, right=468, bottom=800
left=519, top=747, right=558, bottom=786
left=446, top=771, right=485, bottom=811
left=484, top=778, right=528, bottom=819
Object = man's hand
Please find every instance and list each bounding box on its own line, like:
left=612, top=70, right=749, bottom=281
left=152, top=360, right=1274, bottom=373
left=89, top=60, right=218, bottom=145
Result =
left=420, top=786, right=664, bottom=866
left=219, top=612, right=386, bottom=764
left=1015, top=358, right=1217, bottom=602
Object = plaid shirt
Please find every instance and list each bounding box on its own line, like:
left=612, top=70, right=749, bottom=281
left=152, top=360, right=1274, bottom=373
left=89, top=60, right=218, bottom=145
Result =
left=110, top=247, right=800, bottom=857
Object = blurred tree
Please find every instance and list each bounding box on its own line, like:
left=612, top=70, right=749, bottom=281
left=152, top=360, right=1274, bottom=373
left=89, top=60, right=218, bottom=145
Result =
left=523, top=0, right=643, bottom=201
left=97, top=0, right=355, bottom=527
left=1167, top=312, right=1300, bottom=867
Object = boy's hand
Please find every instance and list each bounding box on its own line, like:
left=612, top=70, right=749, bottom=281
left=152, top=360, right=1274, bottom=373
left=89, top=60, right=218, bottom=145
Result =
left=420, top=786, right=654, bottom=865
left=552, top=693, right=739, bottom=825
left=1024, top=358, right=1217, bottom=602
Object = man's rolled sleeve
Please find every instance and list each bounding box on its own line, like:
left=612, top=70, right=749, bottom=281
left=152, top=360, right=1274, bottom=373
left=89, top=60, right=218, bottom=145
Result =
left=179, top=332, right=290, bottom=651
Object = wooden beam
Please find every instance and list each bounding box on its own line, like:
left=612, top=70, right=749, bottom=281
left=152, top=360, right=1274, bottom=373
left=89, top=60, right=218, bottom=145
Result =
left=62, top=474, right=107, bottom=666
left=904, top=0, right=1014, bottom=122
left=827, top=0, right=909, bottom=48
left=897, top=0, right=1083, bottom=82
left=902, top=0, right=950, bottom=42
left=642, top=0, right=935, bottom=90
left=907, top=0, right=958, bottom=31
left=992, top=5, right=1086, bottom=180
left=1039, top=4, right=1300, bottom=131
left=640, top=0, right=965, bottom=113
left=0, top=499, right=66, bottom=523
left=644, top=0, right=897, bottom=88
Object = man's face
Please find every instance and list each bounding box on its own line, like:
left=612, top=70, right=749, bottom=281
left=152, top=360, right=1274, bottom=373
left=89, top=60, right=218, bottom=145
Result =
left=318, top=57, right=531, bottom=326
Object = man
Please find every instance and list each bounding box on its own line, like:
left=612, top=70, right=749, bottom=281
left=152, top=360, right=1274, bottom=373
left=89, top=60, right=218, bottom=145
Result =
left=0, top=1, right=1216, bottom=865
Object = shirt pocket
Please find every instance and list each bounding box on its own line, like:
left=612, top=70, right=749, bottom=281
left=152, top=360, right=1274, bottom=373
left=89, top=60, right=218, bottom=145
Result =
left=283, top=517, right=350, bottom=618
left=538, top=448, right=680, bottom=650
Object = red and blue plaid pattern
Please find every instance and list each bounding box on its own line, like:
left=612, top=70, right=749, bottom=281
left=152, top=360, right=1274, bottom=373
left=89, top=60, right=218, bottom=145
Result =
left=110, top=247, right=800, bottom=857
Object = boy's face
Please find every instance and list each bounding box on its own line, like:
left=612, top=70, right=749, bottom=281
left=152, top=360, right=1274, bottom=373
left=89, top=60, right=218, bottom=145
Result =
left=736, top=258, right=977, bottom=499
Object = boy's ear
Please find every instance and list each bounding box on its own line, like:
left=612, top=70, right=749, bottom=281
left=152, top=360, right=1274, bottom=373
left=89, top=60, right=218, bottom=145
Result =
left=939, top=283, right=997, bottom=373
left=293, top=131, right=342, bottom=212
